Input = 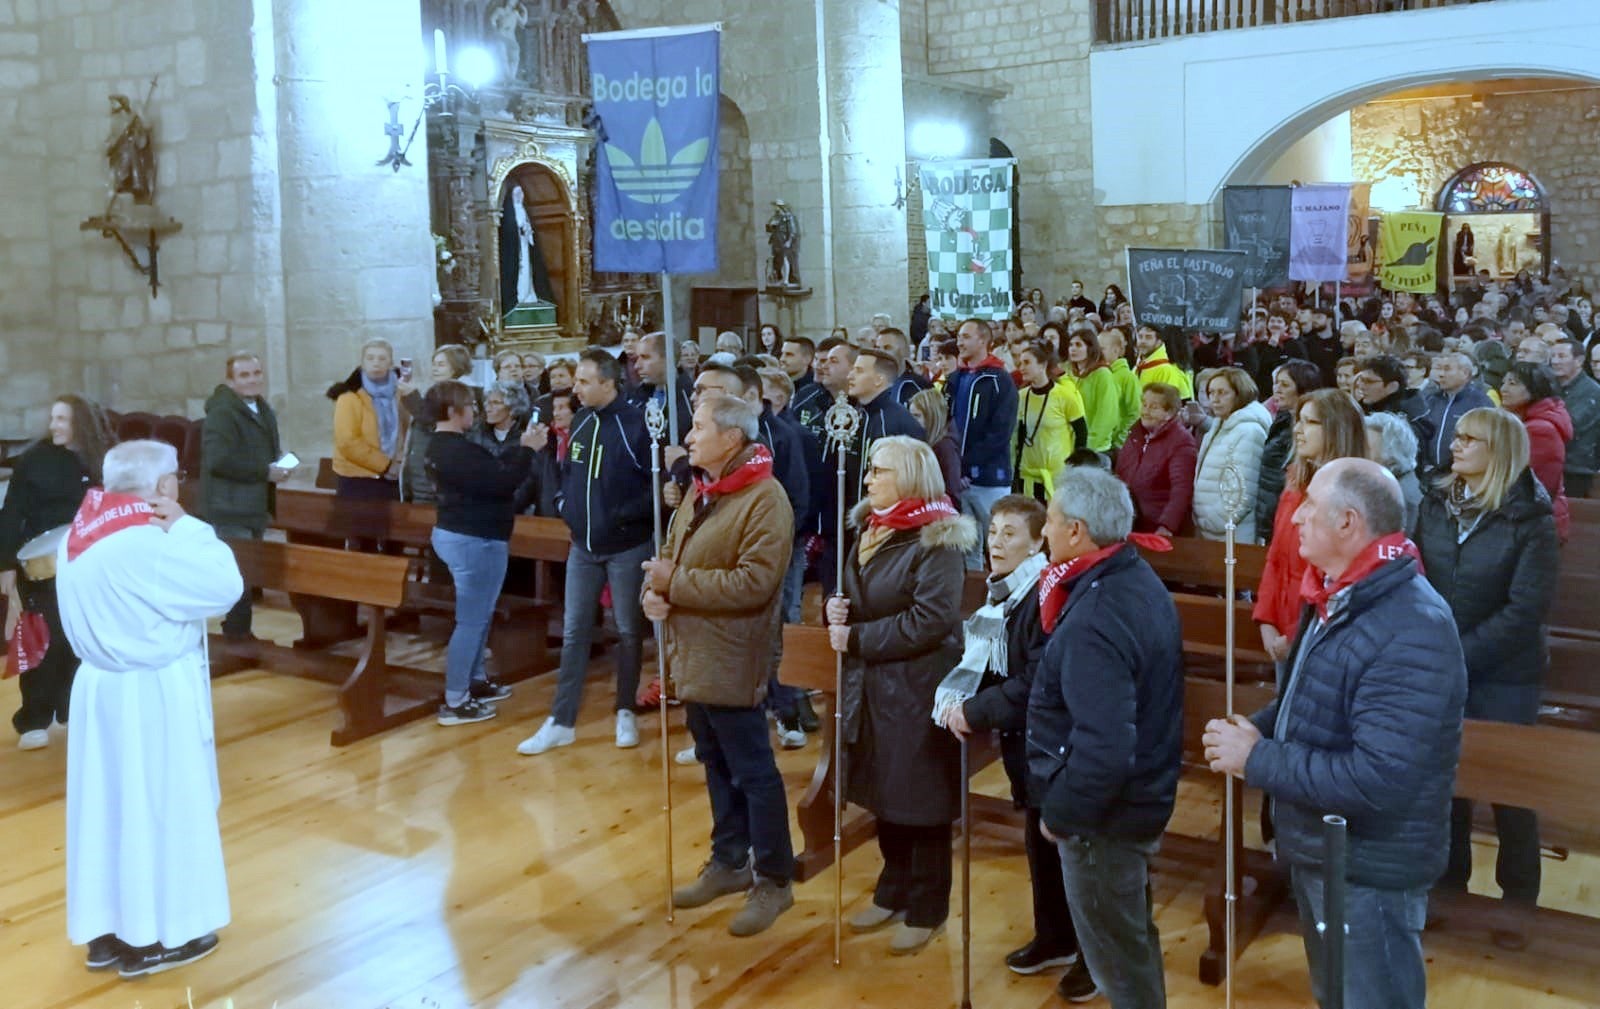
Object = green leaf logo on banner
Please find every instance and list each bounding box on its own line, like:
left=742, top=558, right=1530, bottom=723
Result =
left=606, top=118, right=709, bottom=205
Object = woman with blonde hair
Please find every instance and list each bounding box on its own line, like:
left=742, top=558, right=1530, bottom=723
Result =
left=1418, top=408, right=1558, bottom=915
left=826, top=435, right=975, bottom=956
left=908, top=388, right=963, bottom=508
left=1251, top=389, right=1368, bottom=662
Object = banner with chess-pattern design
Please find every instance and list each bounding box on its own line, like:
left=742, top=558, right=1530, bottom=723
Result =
left=920, top=158, right=1016, bottom=321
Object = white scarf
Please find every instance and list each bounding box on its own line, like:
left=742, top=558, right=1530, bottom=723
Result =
left=931, top=551, right=1047, bottom=726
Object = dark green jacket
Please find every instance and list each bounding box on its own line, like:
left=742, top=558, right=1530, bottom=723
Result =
left=201, top=384, right=281, bottom=532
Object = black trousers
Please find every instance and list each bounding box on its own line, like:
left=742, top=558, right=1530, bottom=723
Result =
left=1025, top=806, right=1080, bottom=952
left=1441, top=680, right=1541, bottom=903
left=873, top=820, right=952, bottom=928
left=12, top=579, right=78, bottom=734
left=213, top=524, right=262, bottom=637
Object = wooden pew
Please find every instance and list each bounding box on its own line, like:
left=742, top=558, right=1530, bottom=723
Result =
left=270, top=488, right=569, bottom=679
left=1430, top=719, right=1600, bottom=949
left=213, top=538, right=428, bottom=746
left=1139, top=536, right=1268, bottom=592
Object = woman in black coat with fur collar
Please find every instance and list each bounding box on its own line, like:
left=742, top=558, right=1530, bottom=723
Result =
left=826, top=436, right=974, bottom=957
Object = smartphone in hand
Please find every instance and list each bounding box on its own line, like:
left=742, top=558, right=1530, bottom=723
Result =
left=397, top=357, right=414, bottom=381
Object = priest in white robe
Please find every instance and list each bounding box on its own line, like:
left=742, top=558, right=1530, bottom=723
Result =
left=55, top=439, right=243, bottom=978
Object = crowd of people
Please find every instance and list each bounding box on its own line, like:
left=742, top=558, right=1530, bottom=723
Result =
left=0, top=269, right=1586, bottom=1002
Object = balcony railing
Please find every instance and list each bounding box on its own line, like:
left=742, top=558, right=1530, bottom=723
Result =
left=1094, top=0, right=1501, bottom=45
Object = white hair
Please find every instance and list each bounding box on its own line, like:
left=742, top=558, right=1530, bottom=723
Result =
left=715, top=331, right=743, bottom=354
left=702, top=392, right=760, bottom=441
left=1049, top=466, right=1134, bottom=546
left=102, top=439, right=179, bottom=496
left=1364, top=412, right=1418, bottom=477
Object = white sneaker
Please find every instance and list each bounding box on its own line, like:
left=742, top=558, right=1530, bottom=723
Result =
left=615, top=709, right=640, bottom=748
left=776, top=724, right=806, bottom=750
left=17, top=729, right=48, bottom=751
left=675, top=745, right=699, bottom=765
left=517, top=718, right=575, bottom=755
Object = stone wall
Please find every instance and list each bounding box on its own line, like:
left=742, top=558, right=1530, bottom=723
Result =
left=1351, top=88, right=1600, bottom=292
left=913, top=0, right=1199, bottom=306
left=0, top=0, right=56, bottom=437
left=0, top=0, right=436, bottom=460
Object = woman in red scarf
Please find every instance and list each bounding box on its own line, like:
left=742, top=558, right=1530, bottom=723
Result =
left=825, top=435, right=975, bottom=956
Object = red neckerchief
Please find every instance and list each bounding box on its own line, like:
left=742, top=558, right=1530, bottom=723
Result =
left=1136, top=356, right=1168, bottom=374
left=1038, top=533, right=1172, bottom=633
left=692, top=444, right=774, bottom=501
left=66, top=489, right=156, bottom=561
left=866, top=496, right=960, bottom=531
left=1299, top=532, right=1421, bottom=621
left=554, top=426, right=571, bottom=461
left=959, top=354, right=1007, bottom=372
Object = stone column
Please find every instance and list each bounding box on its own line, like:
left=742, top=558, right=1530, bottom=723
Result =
left=269, top=0, right=437, bottom=458
left=820, top=0, right=908, bottom=331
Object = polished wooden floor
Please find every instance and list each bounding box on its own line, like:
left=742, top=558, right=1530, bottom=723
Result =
left=3, top=609, right=1598, bottom=1009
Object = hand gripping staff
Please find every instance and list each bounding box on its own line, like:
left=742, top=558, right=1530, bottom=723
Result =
left=824, top=389, right=861, bottom=967
left=645, top=396, right=675, bottom=924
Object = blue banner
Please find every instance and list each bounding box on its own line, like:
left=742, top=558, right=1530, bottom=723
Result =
left=585, top=26, right=720, bottom=274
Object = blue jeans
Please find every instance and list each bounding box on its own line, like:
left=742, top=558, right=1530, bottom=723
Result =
left=960, top=483, right=1009, bottom=570
left=1057, top=834, right=1166, bottom=1009
left=430, top=528, right=509, bottom=707
left=1290, top=866, right=1428, bottom=1009
left=550, top=540, right=651, bottom=727
left=766, top=540, right=805, bottom=716
left=686, top=702, right=795, bottom=883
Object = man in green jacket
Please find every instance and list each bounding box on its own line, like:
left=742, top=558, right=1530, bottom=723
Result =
left=201, top=352, right=290, bottom=642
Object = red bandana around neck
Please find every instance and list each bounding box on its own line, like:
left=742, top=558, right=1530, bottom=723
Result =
left=866, top=496, right=961, bottom=531
left=67, top=488, right=157, bottom=561
left=1298, top=532, right=1421, bottom=621
left=961, top=355, right=1007, bottom=372
left=693, top=444, right=774, bottom=501
left=1038, top=533, right=1172, bottom=633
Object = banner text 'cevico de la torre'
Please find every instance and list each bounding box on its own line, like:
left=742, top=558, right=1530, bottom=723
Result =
left=584, top=24, right=721, bottom=274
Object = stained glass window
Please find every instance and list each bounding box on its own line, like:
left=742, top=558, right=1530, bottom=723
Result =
left=1437, top=162, right=1546, bottom=214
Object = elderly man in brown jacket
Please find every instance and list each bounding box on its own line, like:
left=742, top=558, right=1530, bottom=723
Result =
left=642, top=393, right=796, bottom=936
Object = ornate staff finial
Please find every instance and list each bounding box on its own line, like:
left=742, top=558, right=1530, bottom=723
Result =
left=823, top=389, right=860, bottom=456
left=1220, top=463, right=1248, bottom=527
left=644, top=397, right=666, bottom=442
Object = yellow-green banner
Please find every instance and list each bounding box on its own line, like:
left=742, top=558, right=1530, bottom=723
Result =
left=1377, top=211, right=1444, bottom=292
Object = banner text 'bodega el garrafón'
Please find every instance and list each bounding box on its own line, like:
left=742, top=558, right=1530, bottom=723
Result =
left=584, top=25, right=720, bottom=274
left=921, top=158, right=1016, bottom=321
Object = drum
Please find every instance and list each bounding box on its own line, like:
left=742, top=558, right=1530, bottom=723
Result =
left=16, top=524, right=68, bottom=581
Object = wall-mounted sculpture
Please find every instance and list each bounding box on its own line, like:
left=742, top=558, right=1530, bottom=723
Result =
left=79, top=79, right=183, bottom=298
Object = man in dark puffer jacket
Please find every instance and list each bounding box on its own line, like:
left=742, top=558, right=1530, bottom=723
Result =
left=1205, top=458, right=1466, bottom=1009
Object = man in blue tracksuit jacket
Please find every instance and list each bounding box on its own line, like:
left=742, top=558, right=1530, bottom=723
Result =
left=519, top=349, right=656, bottom=756
left=946, top=318, right=1019, bottom=568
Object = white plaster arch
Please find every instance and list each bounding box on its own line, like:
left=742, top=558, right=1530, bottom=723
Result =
left=1089, top=0, right=1600, bottom=207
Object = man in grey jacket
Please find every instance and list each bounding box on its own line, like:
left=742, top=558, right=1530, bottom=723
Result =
left=201, top=352, right=290, bottom=643
left=1204, top=458, right=1466, bottom=1009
